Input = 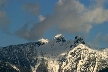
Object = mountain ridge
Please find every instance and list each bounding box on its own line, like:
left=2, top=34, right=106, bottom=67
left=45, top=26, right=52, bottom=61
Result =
left=0, top=34, right=108, bottom=72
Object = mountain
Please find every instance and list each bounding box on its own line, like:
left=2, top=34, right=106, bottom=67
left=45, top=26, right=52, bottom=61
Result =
left=0, top=60, right=19, bottom=72
left=59, top=44, right=108, bottom=72
left=0, top=34, right=108, bottom=72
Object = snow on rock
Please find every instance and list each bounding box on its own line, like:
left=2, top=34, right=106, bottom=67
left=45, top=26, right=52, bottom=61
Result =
left=74, top=35, right=85, bottom=45
left=54, top=34, right=63, bottom=39
left=59, top=44, right=108, bottom=72
left=102, top=48, right=108, bottom=56
left=38, top=38, right=49, bottom=44
left=9, top=63, right=20, bottom=72
left=1, top=34, right=108, bottom=72
left=47, top=60, right=59, bottom=72
left=54, top=34, right=66, bottom=42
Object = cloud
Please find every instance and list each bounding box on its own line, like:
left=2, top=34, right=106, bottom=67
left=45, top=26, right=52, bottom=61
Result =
left=0, top=10, right=10, bottom=30
left=55, top=0, right=108, bottom=33
left=88, top=33, right=108, bottom=48
left=16, top=15, right=54, bottom=40
left=38, top=15, right=45, bottom=22
left=102, top=34, right=108, bottom=44
left=16, top=0, right=108, bottom=41
left=22, top=2, right=39, bottom=16
left=0, top=0, right=10, bottom=30
left=54, top=0, right=92, bottom=33
left=0, top=0, right=7, bottom=7
left=88, top=33, right=102, bottom=48
left=92, top=0, right=107, bottom=8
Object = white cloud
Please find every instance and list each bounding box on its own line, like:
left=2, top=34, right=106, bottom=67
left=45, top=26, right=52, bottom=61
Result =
left=83, top=8, right=108, bottom=24
left=16, top=15, right=54, bottom=40
left=38, top=15, right=45, bottom=22
left=55, top=0, right=108, bottom=33
left=16, top=0, right=108, bottom=40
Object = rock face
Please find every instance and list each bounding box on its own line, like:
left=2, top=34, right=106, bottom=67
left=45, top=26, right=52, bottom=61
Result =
left=54, top=34, right=66, bottom=42
left=36, top=58, right=48, bottom=72
left=0, top=42, right=38, bottom=72
left=59, top=44, right=108, bottom=72
left=74, top=35, right=85, bottom=44
left=0, top=60, right=19, bottom=72
left=98, top=68, right=108, bottom=72
left=0, top=34, right=108, bottom=72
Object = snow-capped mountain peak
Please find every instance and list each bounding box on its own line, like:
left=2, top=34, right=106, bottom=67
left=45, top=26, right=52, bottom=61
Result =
left=38, top=38, right=49, bottom=44
left=54, top=34, right=63, bottom=39
left=54, top=34, right=66, bottom=42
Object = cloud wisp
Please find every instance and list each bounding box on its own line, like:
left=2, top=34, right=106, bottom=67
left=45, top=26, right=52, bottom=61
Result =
left=88, top=33, right=108, bottom=48
left=16, top=15, right=54, bottom=40
left=0, top=0, right=10, bottom=30
left=15, top=0, right=108, bottom=41
left=22, top=2, right=39, bottom=16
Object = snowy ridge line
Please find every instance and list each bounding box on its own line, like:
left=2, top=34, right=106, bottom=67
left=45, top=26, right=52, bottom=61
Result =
left=38, top=38, right=49, bottom=43
left=54, top=34, right=63, bottom=39
left=1, top=34, right=108, bottom=72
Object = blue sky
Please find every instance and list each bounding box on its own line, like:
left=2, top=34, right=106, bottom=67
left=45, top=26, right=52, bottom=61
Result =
left=0, top=0, right=108, bottom=48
